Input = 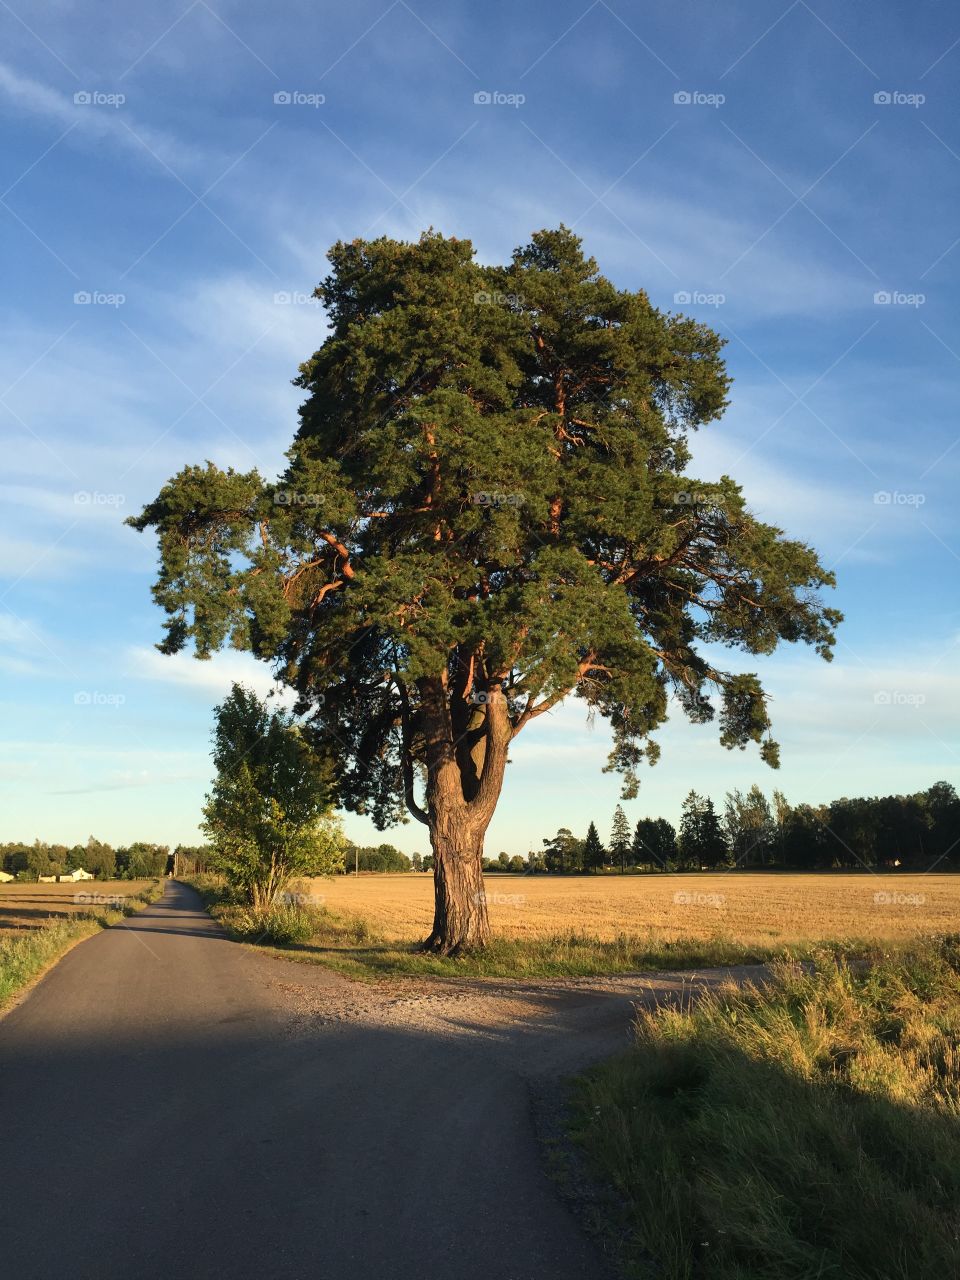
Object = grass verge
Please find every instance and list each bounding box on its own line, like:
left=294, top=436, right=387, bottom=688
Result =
left=0, top=880, right=165, bottom=1013
left=568, top=937, right=960, bottom=1279
left=184, top=874, right=822, bottom=980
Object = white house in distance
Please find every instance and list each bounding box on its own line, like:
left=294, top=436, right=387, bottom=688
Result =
left=37, top=868, right=95, bottom=884
left=0, top=869, right=13, bottom=883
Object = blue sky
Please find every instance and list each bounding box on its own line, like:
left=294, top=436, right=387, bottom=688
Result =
left=1, top=0, right=958, bottom=855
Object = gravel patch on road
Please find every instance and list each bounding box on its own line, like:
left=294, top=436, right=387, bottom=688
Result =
left=258, top=951, right=772, bottom=1077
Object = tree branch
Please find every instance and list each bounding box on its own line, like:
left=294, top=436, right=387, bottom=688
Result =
left=318, top=532, right=356, bottom=579
left=394, top=678, right=429, bottom=826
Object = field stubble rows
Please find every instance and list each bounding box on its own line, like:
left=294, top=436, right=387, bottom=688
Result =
left=0, top=880, right=158, bottom=932
left=305, top=871, right=960, bottom=946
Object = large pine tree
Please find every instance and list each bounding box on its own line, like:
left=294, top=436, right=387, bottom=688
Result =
left=129, top=227, right=840, bottom=952
left=679, top=790, right=728, bottom=868
left=610, top=804, right=632, bottom=873
left=583, top=821, right=607, bottom=873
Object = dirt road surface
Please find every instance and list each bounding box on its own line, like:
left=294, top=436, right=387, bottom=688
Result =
left=0, top=881, right=763, bottom=1280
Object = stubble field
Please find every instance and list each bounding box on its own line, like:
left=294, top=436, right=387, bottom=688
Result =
left=305, top=871, right=960, bottom=946
left=0, top=880, right=157, bottom=931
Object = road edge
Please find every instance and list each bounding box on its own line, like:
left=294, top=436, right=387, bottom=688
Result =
left=0, top=879, right=167, bottom=1023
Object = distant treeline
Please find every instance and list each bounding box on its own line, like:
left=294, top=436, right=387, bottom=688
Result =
left=0, top=839, right=210, bottom=881
left=521, top=781, right=960, bottom=875
left=345, top=842, right=418, bottom=872
left=342, top=781, right=960, bottom=876
left=7, top=781, right=957, bottom=880
left=0, top=838, right=425, bottom=882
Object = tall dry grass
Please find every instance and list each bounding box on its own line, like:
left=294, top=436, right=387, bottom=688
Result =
left=571, top=937, right=960, bottom=1278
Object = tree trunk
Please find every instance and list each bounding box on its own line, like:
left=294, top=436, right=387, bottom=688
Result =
left=417, top=674, right=509, bottom=954
left=425, top=821, right=489, bottom=953
left=421, top=730, right=492, bottom=953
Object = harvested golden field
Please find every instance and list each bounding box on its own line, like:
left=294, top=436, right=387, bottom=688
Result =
left=0, top=880, right=157, bottom=931
left=304, top=872, right=960, bottom=946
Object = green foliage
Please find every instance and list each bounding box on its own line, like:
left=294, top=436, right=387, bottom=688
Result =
left=582, top=821, right=606, bottom=872
left=609, top=804, right=631, bottom=871
left=190, top=875, right=381, bottom=950
left=228, top=901, right=320, bottom=946
left=345, top=842, right=411, bottom=872
left=631, top=816, right=677, bottom=869
left=542, top=826, right=584, bottom=873
left=763, top=780, right=960, bottom=871
left=0, top=837, right=120, bottom=880
left=525, top=849, right=547, bottom=873
left=28, top=840, right=65, bottom=878
left=531, top=780, right=960, bottom=876
left=115, top=842, right=168, bottom=878
left=130, top=226, right=840, bottom=833
left=724, top=784, right=777, bottom=867
left=678, top=789, right=728, bottom=868
left=82, top=835, right=116, bottom=877
left=572, top=940, right=960, bottom=1278
left=0, top=846, right=30, bottom=876
left=0, top=838, right=181, bottom=880
left=172, top=844, right=212, bottom=874
left=202, top=683, right=345, bottom=906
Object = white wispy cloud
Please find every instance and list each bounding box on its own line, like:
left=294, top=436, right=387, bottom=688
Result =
left=126, top=644, right=296, bottom=704
left=274, top=145, right=874, bottom=322
left=50, top=768, right=201, bottom=795
left=0, top=60, right=213, bottom=173
left=0, top=533, right=88, bottom=581
left=1, top=484, right=131, bottom=526
left=0, top=610, right=48, bottom=674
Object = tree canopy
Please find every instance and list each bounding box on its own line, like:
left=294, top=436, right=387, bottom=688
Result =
left=130, top=226, right=840, bottom=950
left=679, top=790, right=728, bottom=869
left=202, top=684, right=344, bottom=907
left=610, top=804, right=632, bottom=871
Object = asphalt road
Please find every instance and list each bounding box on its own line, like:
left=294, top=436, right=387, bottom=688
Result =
left=0, top=881, right=626, bottom=1280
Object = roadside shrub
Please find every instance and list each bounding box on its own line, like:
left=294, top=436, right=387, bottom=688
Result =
left=228, top=901, right=321, bottom=946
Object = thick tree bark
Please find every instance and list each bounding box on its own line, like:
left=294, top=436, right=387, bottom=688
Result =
left=417, top=673, right=511, bottom=954
left=425, top=817, right=490, bottom=953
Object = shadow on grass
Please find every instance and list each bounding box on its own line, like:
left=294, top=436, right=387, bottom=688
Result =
left=569, top=942, right=960, bottom=1280
left=572, top=1040, right=960, bottom=1280
left=236, top=929, right=798, bottom=982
